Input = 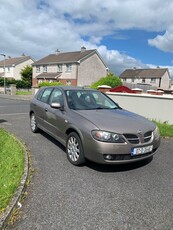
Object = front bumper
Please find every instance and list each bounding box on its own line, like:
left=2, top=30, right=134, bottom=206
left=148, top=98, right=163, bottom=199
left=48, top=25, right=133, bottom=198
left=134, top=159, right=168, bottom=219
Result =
left=83, top=136, right=161, bottom=164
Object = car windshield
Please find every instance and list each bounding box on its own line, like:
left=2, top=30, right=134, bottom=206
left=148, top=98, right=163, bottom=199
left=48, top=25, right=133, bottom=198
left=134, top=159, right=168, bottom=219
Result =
left=65, top=90, right=120, bottom=110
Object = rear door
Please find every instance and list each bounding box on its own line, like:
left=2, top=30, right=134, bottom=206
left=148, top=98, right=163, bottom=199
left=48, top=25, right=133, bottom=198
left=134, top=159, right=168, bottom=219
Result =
left=33, top=87, right=53, bottom=129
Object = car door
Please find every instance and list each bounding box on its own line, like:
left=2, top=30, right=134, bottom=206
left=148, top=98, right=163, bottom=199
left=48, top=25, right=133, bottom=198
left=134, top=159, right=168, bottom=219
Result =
left=44, top=88, right=67, bottom=144
left=34, top=87, right=53, bottom=129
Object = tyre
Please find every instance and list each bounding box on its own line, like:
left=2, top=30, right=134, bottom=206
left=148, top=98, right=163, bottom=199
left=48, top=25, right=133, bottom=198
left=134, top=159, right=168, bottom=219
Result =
left=66, top=132, right=85, bottom=166
left=30, top=113, right=39, bottom=133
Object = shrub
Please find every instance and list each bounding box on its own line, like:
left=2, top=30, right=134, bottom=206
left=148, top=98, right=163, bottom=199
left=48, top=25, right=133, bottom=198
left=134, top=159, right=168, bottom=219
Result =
left=0, top=78, right=31, bottom=89
left=90, top=73, right=122, bottom=89
left=15, top=80, right=31, bottom=89
left=38, top=81, right=64, bottom=87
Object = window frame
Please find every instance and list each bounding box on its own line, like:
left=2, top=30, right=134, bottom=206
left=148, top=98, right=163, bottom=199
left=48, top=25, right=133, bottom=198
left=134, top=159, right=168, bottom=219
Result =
left=36, top=66, right=40, bottom=73
left=57, top=64, right=62, bottom=72
left=43, top=65, right=47, bottom=73
left=66, top=64, right=72, bottom=72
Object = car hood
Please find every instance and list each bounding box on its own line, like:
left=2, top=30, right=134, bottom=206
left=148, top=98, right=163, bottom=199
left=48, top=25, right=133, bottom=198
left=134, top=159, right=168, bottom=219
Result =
left=75, top=108, right=155, bottom=133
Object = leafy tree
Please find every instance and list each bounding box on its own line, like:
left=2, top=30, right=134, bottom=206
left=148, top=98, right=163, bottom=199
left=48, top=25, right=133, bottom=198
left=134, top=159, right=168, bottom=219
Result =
left=20, top=65, right=32, bottom=86
left=90, top=73, right=122, bottom=89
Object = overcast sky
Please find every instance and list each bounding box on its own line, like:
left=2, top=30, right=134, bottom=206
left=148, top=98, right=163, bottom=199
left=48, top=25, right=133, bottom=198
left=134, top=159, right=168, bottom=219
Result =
left=1, top=0, right=173, bottom=77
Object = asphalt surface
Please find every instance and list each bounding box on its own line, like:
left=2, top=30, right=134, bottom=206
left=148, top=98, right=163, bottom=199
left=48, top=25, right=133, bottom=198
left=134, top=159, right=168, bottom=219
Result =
left=0, top=95, right=173, bottom=230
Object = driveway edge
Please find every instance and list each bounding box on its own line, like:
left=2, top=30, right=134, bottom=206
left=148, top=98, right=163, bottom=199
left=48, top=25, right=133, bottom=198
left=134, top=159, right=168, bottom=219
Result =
left=0, top=136, right=29, bottom=230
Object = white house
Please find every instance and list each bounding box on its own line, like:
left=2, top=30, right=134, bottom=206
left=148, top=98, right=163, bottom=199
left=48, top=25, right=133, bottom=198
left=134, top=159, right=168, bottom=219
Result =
left=0, top=55, right=35, bottom=80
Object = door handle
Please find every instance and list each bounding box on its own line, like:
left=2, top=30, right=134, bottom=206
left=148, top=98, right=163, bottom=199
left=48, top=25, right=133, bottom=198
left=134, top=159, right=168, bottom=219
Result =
left=45, top=108, right=48, bottom=112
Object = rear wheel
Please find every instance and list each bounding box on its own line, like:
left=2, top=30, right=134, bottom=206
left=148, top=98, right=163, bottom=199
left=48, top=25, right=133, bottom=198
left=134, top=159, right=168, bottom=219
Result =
left=30, top=113, right=39, bottom=133
left=66, top=132, right=85, bottom=166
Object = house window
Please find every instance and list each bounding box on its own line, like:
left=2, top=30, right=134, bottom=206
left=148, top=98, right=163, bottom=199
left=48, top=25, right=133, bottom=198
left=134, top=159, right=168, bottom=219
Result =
left=123, top=78, right=126, bottom=82
left=38, top=79, right=43, bottom=83
left=142, top=78, right=146, bottom=83
left=57, top=64, right=62, bottom=72
left=36, top=66, right=40, bottom=73
left=151, top=78, right=156, bottom=83
left=66, top=64, right=72, bottom=72
left=43, top=65, right=47, bottom=73
left=132, top=78, right=134, bottom=83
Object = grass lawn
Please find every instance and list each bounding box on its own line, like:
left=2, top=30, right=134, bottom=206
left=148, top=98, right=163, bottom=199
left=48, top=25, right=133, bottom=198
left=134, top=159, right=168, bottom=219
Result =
left=0, top=128, right=25, bottom=216
left=153, top=121, right=173, bottom=138
left=16, top=91, right=32, bottom=95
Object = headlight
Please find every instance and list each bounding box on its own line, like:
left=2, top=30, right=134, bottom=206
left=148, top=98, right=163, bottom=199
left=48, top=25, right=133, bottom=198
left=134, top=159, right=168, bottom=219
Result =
left=153, top=126, right=160, bottom=140
left=91, top=130, right=125, bottom=143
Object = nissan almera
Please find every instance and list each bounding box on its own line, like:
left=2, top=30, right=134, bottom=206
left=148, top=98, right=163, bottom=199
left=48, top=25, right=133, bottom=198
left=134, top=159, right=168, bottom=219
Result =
left=30, top=86, right=160, bottom=166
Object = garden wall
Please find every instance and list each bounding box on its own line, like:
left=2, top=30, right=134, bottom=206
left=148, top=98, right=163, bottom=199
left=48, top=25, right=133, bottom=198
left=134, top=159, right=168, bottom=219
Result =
left=107, top=92, right=173, bottom=124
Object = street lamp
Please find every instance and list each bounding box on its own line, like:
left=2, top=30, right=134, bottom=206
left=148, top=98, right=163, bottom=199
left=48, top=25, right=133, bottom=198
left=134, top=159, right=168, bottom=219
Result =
left=0, top=53, right=6, bottom=94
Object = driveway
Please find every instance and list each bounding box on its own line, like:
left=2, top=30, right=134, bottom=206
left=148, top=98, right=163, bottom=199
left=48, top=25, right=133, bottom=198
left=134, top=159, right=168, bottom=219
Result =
left=0, top=96, right=173, bottom=230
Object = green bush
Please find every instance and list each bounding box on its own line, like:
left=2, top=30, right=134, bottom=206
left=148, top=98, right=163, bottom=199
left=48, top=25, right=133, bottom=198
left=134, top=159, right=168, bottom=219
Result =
left=0, top=78, right=16, bottom=87
left=90, top=73, right=122, bottom=89
left=15, top=80, right=31, bottom=89
left=38, top=81, right=64, bottom=87
left=0, top=77, right=31, bottom=89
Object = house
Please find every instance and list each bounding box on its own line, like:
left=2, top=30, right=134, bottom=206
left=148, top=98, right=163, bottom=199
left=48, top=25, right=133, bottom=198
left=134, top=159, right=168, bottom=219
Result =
left=119, top=68, right=171, bottom=90
left=32, top=47, right=108, bottom=87
left=0, top=54, right=35, bottom=80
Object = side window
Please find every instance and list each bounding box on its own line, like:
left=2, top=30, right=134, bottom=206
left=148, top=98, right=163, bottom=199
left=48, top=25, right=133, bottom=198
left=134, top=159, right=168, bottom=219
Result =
left=40, top=88, right=52, bottom=103
left=49, top=89, right=64, bottom=105
left=36, top=88, right=44, bottom=100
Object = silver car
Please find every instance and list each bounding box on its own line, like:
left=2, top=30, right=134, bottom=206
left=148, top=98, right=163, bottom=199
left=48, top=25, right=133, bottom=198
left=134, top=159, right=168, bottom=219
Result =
left=30, top=86, right=160, bottom=166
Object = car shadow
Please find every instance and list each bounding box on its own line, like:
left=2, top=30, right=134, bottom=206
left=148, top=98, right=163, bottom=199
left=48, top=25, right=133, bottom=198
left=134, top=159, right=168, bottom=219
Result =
left=39, top=130, right=66, bottom=151
left=39, top=130, right=153, bottom=172
left=86, top=157, right=153, bottom=172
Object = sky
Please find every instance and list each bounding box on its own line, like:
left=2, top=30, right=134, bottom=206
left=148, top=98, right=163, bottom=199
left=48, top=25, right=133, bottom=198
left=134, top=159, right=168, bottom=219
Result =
left=1, top=0, right=173, bottom=78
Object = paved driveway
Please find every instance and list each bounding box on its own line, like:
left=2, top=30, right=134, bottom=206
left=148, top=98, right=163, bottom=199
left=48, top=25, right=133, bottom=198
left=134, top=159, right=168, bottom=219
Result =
left=0, top=96, right=173, bottom=230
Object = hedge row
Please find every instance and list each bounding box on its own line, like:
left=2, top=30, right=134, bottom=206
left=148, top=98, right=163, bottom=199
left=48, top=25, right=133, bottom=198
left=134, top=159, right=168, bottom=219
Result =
left=0, top=78, right=31, bottom=89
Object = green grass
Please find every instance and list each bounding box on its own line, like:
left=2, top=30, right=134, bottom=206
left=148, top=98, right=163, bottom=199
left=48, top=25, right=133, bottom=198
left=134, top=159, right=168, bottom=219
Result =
left=153, top=121, right=173, bottom=138
left=0, top=128, right=24, bottom=216
left=16, top=91, right=32, bottom=95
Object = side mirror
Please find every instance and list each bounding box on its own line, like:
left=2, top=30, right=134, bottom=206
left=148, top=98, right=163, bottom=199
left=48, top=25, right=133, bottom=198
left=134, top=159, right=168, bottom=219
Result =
left=50, top=102, right=62, bottom=109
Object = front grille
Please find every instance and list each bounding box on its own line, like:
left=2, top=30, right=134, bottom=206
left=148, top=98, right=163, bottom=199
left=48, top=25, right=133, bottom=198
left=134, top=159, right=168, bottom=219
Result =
left=144, top=131, right=152, bottom=143
left=123, top=130, right=153, bottom=144
left=123, top=134, right=139, bottom=144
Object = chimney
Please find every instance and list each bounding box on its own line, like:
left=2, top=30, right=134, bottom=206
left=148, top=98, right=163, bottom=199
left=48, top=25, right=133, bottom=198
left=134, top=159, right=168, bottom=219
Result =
left=55, top=49, right=60, bottom=55
left=81, top=46, right=86, bottom=52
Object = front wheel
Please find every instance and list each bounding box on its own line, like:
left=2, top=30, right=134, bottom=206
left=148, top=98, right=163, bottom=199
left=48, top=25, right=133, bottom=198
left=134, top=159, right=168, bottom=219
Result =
left=30, top=113, right=39, bottom=133
left=66, top=132, right=85, bottom=166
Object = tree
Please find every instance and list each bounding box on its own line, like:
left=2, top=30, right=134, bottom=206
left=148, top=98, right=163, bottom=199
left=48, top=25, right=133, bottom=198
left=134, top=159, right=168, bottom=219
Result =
left=20, top=65, right=32, bottom=86
left=90, top=73, right=122, bottom=89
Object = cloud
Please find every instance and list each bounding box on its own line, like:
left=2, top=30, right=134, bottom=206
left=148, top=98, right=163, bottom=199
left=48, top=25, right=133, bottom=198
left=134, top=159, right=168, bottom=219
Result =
left=148, top=29, right=173, bottom=53
left=0, top=0, right=173, bottom=77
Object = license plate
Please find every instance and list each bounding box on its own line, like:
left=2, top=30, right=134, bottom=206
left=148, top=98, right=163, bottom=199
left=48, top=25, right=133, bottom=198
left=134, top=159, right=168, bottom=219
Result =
left=131, top=145, right=153, bottom=156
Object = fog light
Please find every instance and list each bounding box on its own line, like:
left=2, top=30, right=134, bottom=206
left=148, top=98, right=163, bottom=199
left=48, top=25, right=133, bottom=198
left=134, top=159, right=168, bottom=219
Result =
left=104, top=154, right=113, bottom=160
